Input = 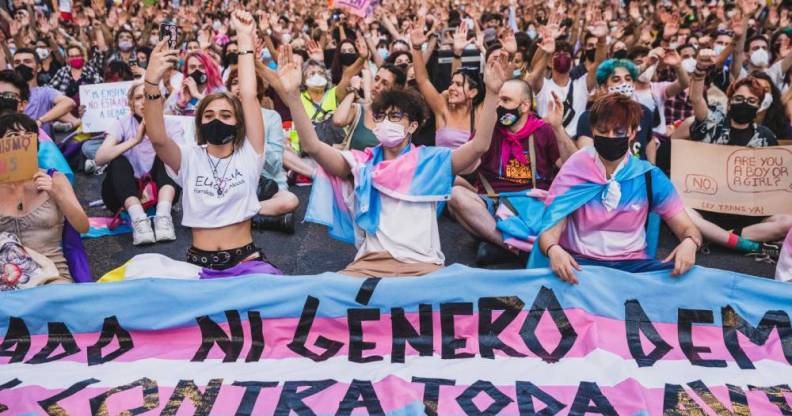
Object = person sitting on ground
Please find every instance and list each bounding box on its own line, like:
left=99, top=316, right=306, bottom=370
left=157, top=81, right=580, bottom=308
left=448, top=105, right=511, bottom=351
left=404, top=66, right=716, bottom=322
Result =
left=449, top=80, right=578, bottom=264
left=95, top=82, right=182, bottom=246
left=281, top=44, right=507, bottom=277
left=143, top=10, right=279, bottom=273
left=533, top=93, right=702, bottom=283
left=226, top=65, right=299, bottom=233
left=13, top=48, right=76, bottom=137
left=683, top=49, right=790, bottom=263
left=164, top=49, right=226, bottom=116
left=0, top=113, right=88, bottom=286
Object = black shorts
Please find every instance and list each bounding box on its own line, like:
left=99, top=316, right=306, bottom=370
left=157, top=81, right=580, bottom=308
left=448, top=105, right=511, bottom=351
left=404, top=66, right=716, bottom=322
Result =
left=697, top=210, right=768, bottom=233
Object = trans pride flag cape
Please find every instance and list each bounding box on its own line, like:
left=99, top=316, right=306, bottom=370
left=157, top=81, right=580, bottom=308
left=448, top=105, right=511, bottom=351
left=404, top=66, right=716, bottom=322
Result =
left=305, top=144, right=453, bottom=244
left=494, top=189, right=548, bottom=253
left=1, top=264, right=791, bottom=414
left=528, top=148, right=655, bottom=268
left=776, top=228, right=792, bottom=282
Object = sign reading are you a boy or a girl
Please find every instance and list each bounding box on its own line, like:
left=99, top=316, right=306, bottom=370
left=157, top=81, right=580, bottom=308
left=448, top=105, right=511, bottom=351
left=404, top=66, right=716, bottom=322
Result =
left=79, top=81, right=136, bottom=133
left=672, top=140, right=792, bottom=216
left=0, top=132, right=37, bottom=184
left=0, top=265, right=791, bottom=415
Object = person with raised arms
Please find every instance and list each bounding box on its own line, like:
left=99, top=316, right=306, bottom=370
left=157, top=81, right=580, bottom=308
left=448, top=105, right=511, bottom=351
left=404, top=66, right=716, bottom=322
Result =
left=279, top=44, right=508, bottom=277
left=142, top=10, right=279, bottom=274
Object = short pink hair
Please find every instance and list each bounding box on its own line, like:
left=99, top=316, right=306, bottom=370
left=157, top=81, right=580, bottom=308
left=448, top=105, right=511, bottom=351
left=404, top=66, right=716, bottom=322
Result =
left=182, top=50, right=223, bottom=92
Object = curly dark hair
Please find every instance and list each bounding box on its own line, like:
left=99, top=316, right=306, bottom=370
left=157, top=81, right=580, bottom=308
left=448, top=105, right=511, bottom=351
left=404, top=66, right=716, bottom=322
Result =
left=371, top=88, right=427, bottom=125
left=0, top=113, right=38, bottom=137
left=0, top=69, right=30, bottom=101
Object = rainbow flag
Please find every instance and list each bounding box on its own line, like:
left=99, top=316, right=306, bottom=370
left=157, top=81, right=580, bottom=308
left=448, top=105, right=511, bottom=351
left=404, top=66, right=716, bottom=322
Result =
left=0, top=265, right=790, bottom=414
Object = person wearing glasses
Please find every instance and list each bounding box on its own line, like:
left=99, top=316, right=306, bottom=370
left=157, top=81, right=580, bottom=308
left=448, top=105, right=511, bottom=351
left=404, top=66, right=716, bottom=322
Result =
left=682, top=48, right=788, bottom=264
left=278, top=45, right=508, bottom=277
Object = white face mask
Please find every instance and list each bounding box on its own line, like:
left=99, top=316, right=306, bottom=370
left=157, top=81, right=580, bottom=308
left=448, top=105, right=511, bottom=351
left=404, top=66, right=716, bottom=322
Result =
left=608, top=82, right=635, bottom=97
left=713, top=44, right=726, bottom=56
left=35, top=47, right=50, bottom=60
left=373, top=119, right=408, bottom=148
left=759, top=92, right=773, bottom=112
left=212, top=20, right=222, bottom=31
left=281, top=33, right=293, bottom=44
left=750, top=48, right=770, bottom=67
left=305, top=74, right=328, bottom=88
left=682, top=58, right=697, bottom=74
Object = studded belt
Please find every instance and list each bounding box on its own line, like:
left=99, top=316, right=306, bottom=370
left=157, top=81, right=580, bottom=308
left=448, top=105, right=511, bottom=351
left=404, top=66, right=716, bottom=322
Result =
left=186, top=243, right=259, bottom=270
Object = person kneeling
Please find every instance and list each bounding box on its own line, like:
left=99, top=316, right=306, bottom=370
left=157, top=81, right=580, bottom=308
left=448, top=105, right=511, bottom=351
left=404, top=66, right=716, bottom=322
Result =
left=279, top=46, right=507, bottom=277
left=95, top=82, right=182, bottom=245
left=534, top=94, right=702, bottom=283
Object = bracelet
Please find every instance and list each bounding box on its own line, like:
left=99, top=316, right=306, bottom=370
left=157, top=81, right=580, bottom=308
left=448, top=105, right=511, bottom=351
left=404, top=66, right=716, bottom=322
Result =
left=145, top=92, right=162, bottom=100
left=543, top=243, right=560, bottom=257
left=683, top=235, right=701, bottom=250
left=144, top=79, right=159, bottom=87
left=453, top=52, right=462, bottom=59
left=412, top=44, right=423, bottom=51
left=237, top=50, right=254, bottom=56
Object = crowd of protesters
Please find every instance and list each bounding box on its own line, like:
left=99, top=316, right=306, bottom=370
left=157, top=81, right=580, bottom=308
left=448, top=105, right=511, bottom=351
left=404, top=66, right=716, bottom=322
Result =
left=0, top=0, right=790, bottom=288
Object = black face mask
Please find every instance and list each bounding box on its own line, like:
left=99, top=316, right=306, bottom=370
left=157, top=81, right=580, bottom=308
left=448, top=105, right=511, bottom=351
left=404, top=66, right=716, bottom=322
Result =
left=612, top=49, right=628, bottom=60
left=190, top=70, right=208, bottom=85
left=15, top=65, right=34, bottom=82
left=0, top=96, right=20, bottom=114
left=226, top=53, right=238, bottom=66
left=200, top=118, right=239, bottom=145
left=340, top=52, right=358, bottom=66
left=133, top=114, right=143, bottom=123
left=496, top=105, right=521, bottom=127
left=593, top=135, right=630, bottom=161
left=729, top=102, right=758, bottom=124
left=584, top=48, right=596, bottom=62
left=138, top=60, right=148, bottom=69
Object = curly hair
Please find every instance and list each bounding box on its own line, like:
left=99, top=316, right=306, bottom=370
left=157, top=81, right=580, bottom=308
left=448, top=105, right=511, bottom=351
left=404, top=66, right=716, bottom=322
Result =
left=595, top=59, right=639, bottom=86
left=371, top=88, right=427, bottom=125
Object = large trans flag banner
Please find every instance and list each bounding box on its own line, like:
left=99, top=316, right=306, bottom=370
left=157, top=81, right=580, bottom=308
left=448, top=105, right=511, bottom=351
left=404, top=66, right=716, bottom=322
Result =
left=0, top=265, right=790, bottom=415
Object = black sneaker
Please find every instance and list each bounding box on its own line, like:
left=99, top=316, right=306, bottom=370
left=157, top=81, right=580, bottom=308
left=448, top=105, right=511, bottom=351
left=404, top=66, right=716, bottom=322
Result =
left=744, top=242, right=781, bottom=264
left=251, top=213, right=295, bottom=234
left=475, top=241, right=519, bottom=266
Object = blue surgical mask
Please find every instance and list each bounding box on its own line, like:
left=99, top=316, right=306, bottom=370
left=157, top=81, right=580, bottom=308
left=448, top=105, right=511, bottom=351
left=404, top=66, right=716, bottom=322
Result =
left=513, top=69, right=523, bottom=78
left=261, top=48, right=272, bottom=60
left=378, top=48, right=389, bottom=60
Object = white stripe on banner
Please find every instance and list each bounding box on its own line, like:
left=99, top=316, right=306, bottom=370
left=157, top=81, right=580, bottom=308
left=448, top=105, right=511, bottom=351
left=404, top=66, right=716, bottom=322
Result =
left=3, top=350, right=791, bottom=389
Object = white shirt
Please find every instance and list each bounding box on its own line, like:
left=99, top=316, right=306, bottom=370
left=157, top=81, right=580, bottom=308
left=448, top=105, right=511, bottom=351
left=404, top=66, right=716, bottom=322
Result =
left=166, top=139, right=265, bottom=228
left=535, top=75, right=590, bottom=137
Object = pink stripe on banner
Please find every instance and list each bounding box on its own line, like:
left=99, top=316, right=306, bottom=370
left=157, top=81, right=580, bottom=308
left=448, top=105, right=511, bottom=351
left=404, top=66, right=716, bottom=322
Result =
left=0, top=377, right=786, bottom=415
left=13, top=309, right=789, bottom=366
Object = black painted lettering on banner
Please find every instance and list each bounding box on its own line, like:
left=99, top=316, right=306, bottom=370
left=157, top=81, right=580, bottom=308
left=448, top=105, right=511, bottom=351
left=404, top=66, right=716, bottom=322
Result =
left=355, top=278, right=381, bottom=306
left=231, top=381, right=279, bottom=416
left=335, top=379, right=385, bottom=416
left=192, top=310, right=244, bottom=362
left=520, top=287, right=577, bottom=363
left=86, top=316, right=133, bottom=366
left=275, top=380, right=336, bottom=416
left=89, top=377, right=158, bottom=416
left=26, top=322, right=80, bottom=364
left=38, top=378, right=100, bottom=415
left=0, top=317, right=30, bottom=363
left=722, top=305, right=792, bottom=369
left=678, top=309, right=727, bottom=368
left=568, top=382, right=617, bottom=416
left=412, top=377, right=455, bottom=416
left=662, top=383, right=708, bottom=415
left=441, top=302, right=475, bottom=359
left=515, top=381, right=566, bottom=415
left=748, top=384, right=792, bottom=415
left=287, top=296, right=344, bottom=362
left=686, top=380, right=749, bottom=416
left=624, top=300, right=672, bottom=367
left=348, top=308, right=383, bottom=363
left=456, top=380, right=513, bottom=415
left=246, top=311, right=265, bottom=362
left=0, top=378, right=22, bottom=413
left=478, top=296, right=526, bottom=359
left=161, top=378, right=223, bottom=416
left=391, top=304, right=434, bottom=363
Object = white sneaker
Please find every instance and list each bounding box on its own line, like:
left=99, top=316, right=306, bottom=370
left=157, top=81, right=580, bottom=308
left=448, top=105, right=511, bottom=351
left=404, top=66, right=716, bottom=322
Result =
left=153, top=216, right=176, bottom=242
left=132, top=218, right=156, bottom=246
left=84, top=159, right=96, bottom=174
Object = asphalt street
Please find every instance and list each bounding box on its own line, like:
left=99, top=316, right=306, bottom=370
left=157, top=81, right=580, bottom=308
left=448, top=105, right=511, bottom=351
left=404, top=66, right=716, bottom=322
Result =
left=75, top=172, right=777, bottom=279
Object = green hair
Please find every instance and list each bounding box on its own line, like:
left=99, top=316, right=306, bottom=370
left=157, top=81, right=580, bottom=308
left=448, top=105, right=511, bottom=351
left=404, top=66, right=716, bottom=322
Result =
left=596, top=59, right=639, bottom=86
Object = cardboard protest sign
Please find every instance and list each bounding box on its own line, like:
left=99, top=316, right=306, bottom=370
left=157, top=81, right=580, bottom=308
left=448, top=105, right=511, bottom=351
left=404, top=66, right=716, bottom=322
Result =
left=79, top=81, right=135, bottom=133
left=334, top=0, right=374, bottom=17
left=1, top=264, right=791, bottom=414
left=0, top=132, right=38, bottom=183
left=671, top=140, right=792, bottom=216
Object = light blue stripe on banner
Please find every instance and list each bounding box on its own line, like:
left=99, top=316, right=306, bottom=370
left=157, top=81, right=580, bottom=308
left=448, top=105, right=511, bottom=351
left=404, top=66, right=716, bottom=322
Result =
left=0, top=265, right=789, bottom=335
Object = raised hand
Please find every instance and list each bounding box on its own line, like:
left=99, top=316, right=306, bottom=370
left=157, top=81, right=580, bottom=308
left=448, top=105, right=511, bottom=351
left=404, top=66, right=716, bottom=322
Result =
left=484, top=50, right=509, bottom=93
left=695, top=48, right=716, bottom=72
left=145, top=40, right=179, bottom=84
left=277, top=45, right=303, bottom=95
left=306, top=39, right=324, bottom=62
left=545, top=91, right=564, bottom=129
left=409, top=18, right=428, bottom=49
left=230, top=9, right=256, bottom=38
left=538, top=32, right=556, bottom=55
left=587, top=18, right=608, bottom=39
left=453, top=24, right=469, bottom=56
left=663, top=49, right=682, bottom=67
left=355, top=34, right=369, bottom=60
left=500, top=28, right=517, bottom=54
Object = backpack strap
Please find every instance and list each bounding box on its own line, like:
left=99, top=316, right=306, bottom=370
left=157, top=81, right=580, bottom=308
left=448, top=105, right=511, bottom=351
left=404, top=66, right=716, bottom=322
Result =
left=644, top=169, right=653, bottom=214
left=528, top=134, right=538, bottom=190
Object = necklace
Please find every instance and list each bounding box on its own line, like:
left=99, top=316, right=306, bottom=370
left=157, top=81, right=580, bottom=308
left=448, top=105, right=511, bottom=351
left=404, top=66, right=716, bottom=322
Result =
left=205, top=148, right=234, bottom=196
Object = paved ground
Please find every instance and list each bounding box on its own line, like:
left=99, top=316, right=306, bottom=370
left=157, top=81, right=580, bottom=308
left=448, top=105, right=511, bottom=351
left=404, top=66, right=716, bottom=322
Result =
left=75, top=172, right=777, bottom=279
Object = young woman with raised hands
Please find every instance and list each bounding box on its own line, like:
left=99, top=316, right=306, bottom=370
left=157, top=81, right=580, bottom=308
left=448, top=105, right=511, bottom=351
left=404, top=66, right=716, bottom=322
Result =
left=142, top=10, right=279, bottom=274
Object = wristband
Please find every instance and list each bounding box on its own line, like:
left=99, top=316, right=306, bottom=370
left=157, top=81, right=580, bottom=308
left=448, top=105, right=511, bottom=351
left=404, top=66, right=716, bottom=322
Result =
left=543, top=243, right=560, bottom=257
left=145, top=92, right=162, bottom=100
left=144, top=79, right=159, bottom=87
left=683, top=235, right=701, bottom=250
left=237, top=50, right=254, bottom=56
left=412, top=44, right=423, bottom=51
